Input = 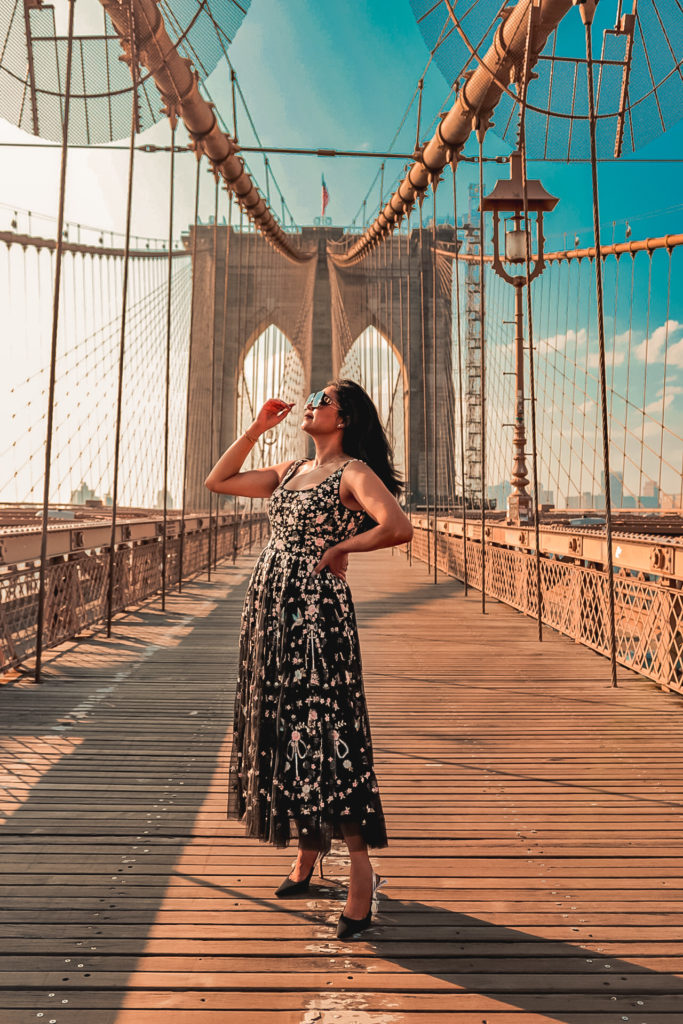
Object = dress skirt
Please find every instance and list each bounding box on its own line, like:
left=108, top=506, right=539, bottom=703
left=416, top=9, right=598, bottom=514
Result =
left=227, top=457, right=388, bottom=852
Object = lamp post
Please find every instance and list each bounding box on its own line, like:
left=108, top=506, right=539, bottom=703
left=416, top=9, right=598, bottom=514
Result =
left=482, top=152, right=558, bottom=525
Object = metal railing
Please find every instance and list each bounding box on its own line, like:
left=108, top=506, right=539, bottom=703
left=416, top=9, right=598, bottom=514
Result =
left=409, top=517, right=683, bottom=694
left=0, top=511, right=268, bottom=672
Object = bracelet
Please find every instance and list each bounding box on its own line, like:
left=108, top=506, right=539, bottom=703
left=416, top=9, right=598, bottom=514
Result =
left=244, top=430, right=259, bottom=444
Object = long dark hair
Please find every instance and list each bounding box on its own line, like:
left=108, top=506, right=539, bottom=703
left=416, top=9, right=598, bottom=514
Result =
left=328, top=378, right=404, bottom=499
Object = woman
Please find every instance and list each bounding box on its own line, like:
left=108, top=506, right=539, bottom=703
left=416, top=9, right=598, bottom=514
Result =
left=205, top=378, right=413, bottom=938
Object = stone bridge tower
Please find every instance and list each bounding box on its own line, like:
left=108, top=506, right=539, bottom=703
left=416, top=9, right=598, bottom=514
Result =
left=185, top=224, right=456, bottom=511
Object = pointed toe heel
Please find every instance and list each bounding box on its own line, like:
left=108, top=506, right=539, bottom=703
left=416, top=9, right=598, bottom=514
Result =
left=335, top=871, right=383, bottom=939
left=274, top=851, right=324, bottom=898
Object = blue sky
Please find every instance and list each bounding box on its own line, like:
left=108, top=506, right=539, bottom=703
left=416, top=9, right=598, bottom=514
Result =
left=2, top=0, right=682, bottom=241
left=1, top=0, right=681, bottom=503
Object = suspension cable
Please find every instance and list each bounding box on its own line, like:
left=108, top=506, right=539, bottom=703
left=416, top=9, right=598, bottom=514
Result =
left=106, top=0, right=140, bottom=639
left=207, top=175, right=219, bottom=581
left=418, top=199, right=431, bottom=573
left=179, top=156, right=202, bottom=593
left=405, top=214, right=414, bottom=565
left=519, top=3, right=544, bottom=641
left=477, top=123, right=487, bottom=615
left=580, top=0, right=618, bottom=688
left=451, top=161, right=469, bottom=595
left=432, top=182, right=439, bottom=584
left=161, top=117, right=176, bottom=612
left=217, top=191, right=233, bottom=567
left=34, top=0, right=76, bottom=685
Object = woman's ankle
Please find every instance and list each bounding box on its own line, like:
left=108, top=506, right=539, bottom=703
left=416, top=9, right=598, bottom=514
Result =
left=297, top=846, right=319, bottom=865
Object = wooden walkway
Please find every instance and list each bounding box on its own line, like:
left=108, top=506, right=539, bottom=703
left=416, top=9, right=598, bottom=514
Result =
left=1, top=547, right=683, bottom=1023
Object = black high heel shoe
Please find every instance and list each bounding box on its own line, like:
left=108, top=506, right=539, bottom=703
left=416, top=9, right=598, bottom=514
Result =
left=336, top=869, right=383, bottom=939
left=274, top=850, right=326, bottom=898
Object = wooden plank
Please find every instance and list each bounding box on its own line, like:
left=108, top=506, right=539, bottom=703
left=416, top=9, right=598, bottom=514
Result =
left=1, top=549, right=683, bottom=1021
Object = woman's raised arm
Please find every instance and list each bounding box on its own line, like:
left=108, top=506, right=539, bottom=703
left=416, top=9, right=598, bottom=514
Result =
left=204, top=398, right=297, bottom=497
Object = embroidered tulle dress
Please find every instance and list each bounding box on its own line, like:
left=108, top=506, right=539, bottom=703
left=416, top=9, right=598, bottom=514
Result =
left=227, top=456, right=388, bottom=851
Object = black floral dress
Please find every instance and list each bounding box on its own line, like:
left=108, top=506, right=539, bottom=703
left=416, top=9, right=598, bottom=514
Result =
left=227, top=456, right=388, bottom=852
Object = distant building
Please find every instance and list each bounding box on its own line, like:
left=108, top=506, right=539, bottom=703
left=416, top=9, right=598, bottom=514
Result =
left=488, top=479, right=511, bottom=510
left=70, top=480, right=98, bottom=504
left=155, top=488, right=175, bottom=509
left=600, top=470, right=624, bottom=508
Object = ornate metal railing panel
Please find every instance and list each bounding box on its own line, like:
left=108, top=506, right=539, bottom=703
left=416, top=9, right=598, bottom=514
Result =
left=0, top=512, right=268, bottom=672
left=410, top=519, right=682, bottom=694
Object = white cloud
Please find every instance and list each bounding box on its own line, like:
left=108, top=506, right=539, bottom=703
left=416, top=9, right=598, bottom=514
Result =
left=645, top=393, right=677, bottom=415
left=538, top=327, right=587, bottom=356
left=635, top=320, right=683, bottom=363
left=587, top=350, right=625, bottom=370
left=667, top=336, right=683, bottom=369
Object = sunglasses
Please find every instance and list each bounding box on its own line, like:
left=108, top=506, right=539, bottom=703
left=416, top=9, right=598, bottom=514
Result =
left=305, top=390, right=341, bottom=410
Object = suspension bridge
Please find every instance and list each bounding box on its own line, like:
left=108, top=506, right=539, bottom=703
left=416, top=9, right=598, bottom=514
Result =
left=1, top=0, right=683, bottom=1019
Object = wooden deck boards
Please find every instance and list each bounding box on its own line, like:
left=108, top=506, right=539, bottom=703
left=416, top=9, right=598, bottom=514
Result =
left=1, top=547, right=683, bottom=1022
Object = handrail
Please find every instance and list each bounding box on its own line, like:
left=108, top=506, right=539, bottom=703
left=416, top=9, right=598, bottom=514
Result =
left=433, top=232, right=683, bottom=264
left=0, top=229, right=189, bottom=260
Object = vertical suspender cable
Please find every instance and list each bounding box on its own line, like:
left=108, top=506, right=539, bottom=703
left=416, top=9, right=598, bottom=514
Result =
left=228, top=63, right=239, bottom=573
left=405, top=214, right=413, bottom=566
left=418, top=200, right=431, bottom=572
left=248, top=224, right=257, bottom=553
left=34, top=0, right=76, bottom=684
left=477, top=124, right=487, bottom=614
left=217, top=192, right=233, bottom=569
left=388, top=237, right=394, bottom=465
left=432, top=184, right=439, bottom=584
left=179, top=156, right=202, bottom=593
left=452, top=161, right=469, bottom=596
left=207, top=176, right=219, bottom=581
left=580, top=0, right=618, bottom=687
left=415, top=79, right=424, bottom=152
left=161, top=119, right=176, bottom=612
left=519, top=6, right=543, bottom=640
left=106, top=0, right=139, bottom=638
left=233, top=207, right=245, bottom=563
left=231, top=68, right=239, bottom=142
left=657, top=253, right=672, bottom=498
left=397, top=218, right=407, bottom=520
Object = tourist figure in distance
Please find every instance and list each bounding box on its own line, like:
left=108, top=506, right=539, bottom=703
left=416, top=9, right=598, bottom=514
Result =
left=204, top=379, right=412, bottom=939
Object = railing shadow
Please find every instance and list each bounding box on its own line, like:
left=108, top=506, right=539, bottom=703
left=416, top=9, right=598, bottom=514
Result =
left=0, top=564, right=254, bottom=1022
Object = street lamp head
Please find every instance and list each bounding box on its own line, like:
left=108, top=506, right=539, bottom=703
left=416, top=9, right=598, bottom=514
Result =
left=482, top=151, right=558, bottom=215
left=482, top=151, right=559, bottom=285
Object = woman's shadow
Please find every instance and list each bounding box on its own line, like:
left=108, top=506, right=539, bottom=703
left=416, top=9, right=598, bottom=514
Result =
left=305, top=876, right=682, bottom=1019
left=174, top=867, right=683, bottom=1019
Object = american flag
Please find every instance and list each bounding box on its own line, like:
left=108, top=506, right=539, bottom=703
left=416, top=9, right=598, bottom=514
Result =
left=321, top=175, right=330, bottom=217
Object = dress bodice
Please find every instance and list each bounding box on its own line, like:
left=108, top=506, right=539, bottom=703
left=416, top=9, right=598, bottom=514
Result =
left=266, top=457, right=371, bottom=557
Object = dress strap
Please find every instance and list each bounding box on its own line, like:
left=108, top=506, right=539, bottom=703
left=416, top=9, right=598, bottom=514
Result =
left=280, top=458, right=306, bottom=487
left=339, top=457, right=367, bottom=478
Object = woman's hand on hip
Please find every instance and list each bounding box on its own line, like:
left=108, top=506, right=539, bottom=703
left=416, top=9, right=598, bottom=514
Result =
left=313, top=546, right=349, bottom=580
